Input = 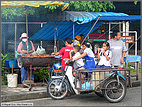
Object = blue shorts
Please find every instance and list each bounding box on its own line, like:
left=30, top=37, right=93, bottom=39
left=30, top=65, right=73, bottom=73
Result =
left=96, top=65, right=111, bottom=68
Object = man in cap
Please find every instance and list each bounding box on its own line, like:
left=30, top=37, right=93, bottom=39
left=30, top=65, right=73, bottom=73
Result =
left=17, top=33, right=36, bottom=87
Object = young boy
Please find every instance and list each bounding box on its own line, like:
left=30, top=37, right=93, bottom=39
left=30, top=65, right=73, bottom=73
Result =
left=71, top=45, right=84, bottom=82
left=97, top=42, right=112, bottom=68
left=52, top=37, right=73, bottom=69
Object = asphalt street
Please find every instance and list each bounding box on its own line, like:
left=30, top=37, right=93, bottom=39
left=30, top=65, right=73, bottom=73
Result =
left=8, top=86, right=141, bottom=106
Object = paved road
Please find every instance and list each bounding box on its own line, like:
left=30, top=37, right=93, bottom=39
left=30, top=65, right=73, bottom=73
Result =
left=8, top=87, right=141, bottom=106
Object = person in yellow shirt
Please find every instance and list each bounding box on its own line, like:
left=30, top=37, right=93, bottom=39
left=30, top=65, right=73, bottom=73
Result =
left=71, top=35, right=81, bottom=46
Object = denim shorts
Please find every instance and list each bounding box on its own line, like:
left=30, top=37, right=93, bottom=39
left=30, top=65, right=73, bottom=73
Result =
left=96, top=65, right=111, bottom=68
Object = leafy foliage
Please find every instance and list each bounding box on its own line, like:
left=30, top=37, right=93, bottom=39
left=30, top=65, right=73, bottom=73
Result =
left=2, top=7, right=36, bottom=19
left=2, top=1, right=115, bottom=20
left=66, top=1, right=115, bottom=12
left=1, top=53, right=8, bottom=67
left=1, top=53, right=15, bottom=85
left=134, top=1, right=138, bottom=5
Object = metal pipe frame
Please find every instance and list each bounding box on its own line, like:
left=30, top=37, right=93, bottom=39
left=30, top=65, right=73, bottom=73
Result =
left=2, top=22, right=47, bottom=24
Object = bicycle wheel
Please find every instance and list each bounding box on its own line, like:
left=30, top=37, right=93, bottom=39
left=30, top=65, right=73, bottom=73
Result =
left=47, top=78, right=68, bottom=100
left=103, top=79, right=126, bottom=103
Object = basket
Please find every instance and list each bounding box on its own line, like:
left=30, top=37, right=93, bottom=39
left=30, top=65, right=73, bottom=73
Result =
left=5, top=59, right=18, bottom=68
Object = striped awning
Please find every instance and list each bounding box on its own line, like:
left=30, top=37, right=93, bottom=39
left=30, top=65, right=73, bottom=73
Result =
left=1, top=1, right=69, bottom=11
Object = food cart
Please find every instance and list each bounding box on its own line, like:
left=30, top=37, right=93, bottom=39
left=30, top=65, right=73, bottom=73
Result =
left=17, top=54, right=59, bottom=91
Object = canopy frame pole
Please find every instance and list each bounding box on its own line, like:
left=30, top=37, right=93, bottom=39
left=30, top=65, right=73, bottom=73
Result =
left=54, top=22, right=57, bottom=52
left=40, top=23, right=43, bottom=48
left=81, top=15, right=101, bottom=45
left=108, top=22, right=111, bottom=40
left=126, top=21, right=129, bottom=55
left=26, top=7, right=29, bottom=53
left=14, top=23, right=17, bottom=57
left=73, top=22, right=75, bottom=45
left=135, top=31, right=137, bottom=56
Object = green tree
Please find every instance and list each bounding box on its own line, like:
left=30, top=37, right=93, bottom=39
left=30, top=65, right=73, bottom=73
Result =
left=2, top=1, right=115, bottom=19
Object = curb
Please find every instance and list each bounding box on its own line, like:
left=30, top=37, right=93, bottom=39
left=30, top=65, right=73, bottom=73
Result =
left=131, top=80, right=141, bottom=87
left=1, top=91, right=49, bottom=102
left=1, top=81, right=141, bottom=102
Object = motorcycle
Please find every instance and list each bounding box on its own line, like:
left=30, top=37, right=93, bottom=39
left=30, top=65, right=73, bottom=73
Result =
left=47, top=59, right=130, bottom=103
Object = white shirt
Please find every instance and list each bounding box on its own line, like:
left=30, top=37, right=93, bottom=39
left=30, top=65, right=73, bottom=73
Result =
left=71, top=40, right=80, bottom=46
left=98, top=49, right=112, bottom=66
left=72, top=52, right=84, bottom=69
left=84, top=48, right=95, bottom=58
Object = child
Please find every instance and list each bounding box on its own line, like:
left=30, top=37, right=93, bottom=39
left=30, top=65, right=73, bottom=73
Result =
left=71, top=45, right=84, bottom=82
left=96, top=42, right=112, bottom=68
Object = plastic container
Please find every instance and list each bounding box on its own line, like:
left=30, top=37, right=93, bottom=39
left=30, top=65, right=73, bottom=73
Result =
left=5, top=59, right=18, bottom=68
left=7, top=74, right=18, bottom=87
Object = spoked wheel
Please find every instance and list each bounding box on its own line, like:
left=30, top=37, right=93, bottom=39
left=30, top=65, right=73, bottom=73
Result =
left=47, top=78, right=68, bottom=100
left=103, top=79, right=126, bottom=103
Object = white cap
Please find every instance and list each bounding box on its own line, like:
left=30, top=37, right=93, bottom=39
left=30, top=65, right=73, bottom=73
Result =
left=20, top=33, right=28, bottom=39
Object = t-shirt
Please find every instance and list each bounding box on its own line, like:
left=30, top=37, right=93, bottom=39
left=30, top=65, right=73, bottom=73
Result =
left=83, top=48, right=96, bottom=69
left=98, top=49, right=112, bottom=66
left=72, top=52, right=84, bottom=69
left=59, top=46, right=73, bottom=68
left=107, top=39, right=127, bottom=66
left=84, top=48, right=95, bottom=58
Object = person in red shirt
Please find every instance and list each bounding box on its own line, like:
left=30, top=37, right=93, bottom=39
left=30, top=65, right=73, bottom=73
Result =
left=52, top=37, right=73, bottom=69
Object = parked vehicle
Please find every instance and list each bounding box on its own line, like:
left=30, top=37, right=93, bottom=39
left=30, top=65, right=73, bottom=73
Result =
left=47, top=59, right=130, bottom=103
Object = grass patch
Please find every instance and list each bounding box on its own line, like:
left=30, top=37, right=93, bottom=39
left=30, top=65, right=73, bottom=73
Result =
left=127, top=62, right=141, bottom=74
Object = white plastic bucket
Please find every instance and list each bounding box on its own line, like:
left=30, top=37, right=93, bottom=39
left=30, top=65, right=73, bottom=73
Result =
left=7, top=74, right=18, bottom=87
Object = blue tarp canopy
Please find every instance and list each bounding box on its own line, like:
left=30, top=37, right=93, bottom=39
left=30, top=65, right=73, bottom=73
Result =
left=30, top=21, right=102, bottom=40
left=30, top=11, right=141, bottom=41
left=65, top=11, right=141, bottom=24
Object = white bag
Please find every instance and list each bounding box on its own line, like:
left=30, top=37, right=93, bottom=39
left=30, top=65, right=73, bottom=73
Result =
left=39, top=46, right=46, bottom=54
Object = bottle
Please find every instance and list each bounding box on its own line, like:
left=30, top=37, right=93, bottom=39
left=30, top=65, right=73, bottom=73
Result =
left=76, top=79, right=80, bottom=88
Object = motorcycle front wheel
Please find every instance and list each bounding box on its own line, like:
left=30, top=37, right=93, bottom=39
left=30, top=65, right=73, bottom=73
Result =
left=47, top=78, right=68, bottom=100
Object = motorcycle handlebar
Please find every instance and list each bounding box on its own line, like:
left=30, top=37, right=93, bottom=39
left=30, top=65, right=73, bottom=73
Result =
left=65, top=59, right=73, bottom=64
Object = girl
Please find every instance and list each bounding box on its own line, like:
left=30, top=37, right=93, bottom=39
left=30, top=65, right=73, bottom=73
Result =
left=96, top=42, right=112, bottom=68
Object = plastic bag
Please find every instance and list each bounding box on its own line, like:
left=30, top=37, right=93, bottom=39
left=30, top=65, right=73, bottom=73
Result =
left=32, top=45, right=46, bottom=55
left=36, top=45, right=40, bottom=55
left=39, top=46, right=46, bottom=55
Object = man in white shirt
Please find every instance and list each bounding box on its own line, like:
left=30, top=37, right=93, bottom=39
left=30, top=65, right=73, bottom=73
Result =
left=107, top=30, right=127, bottom=67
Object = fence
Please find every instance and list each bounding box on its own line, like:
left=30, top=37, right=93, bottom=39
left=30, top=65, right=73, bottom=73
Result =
left=1, top=22, right=59, bottom=57
left=1, top=21, right=140, bottom=57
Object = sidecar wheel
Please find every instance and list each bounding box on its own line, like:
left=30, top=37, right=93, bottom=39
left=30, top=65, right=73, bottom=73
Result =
left=103, top=79, right=126, bottom=103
